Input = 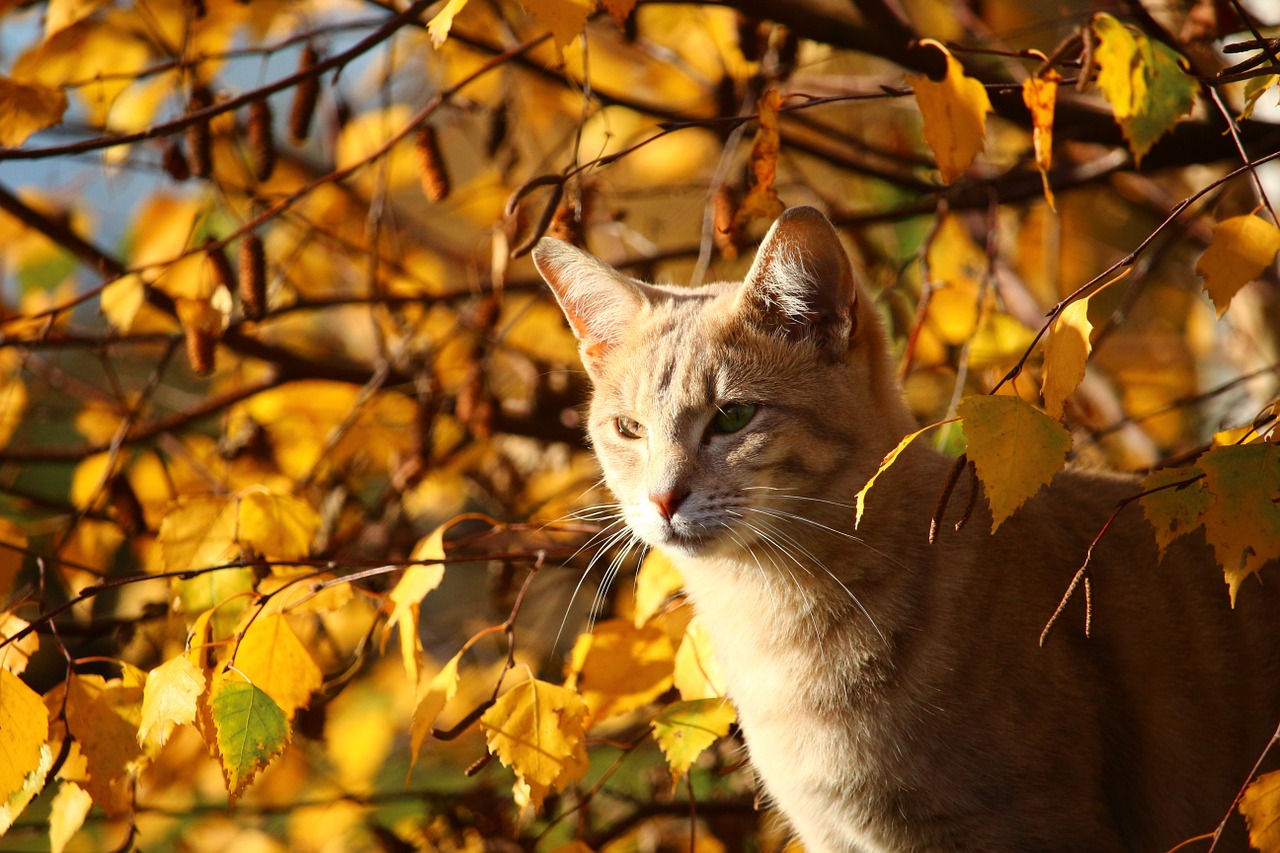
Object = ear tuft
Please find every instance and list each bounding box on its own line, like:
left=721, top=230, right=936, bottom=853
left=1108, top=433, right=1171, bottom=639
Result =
left=532, top=237, right=644, bottom=366
left=735, top=207, right=857, bottom=355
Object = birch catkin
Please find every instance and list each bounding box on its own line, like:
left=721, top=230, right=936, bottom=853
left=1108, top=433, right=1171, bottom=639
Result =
left=248, top=99, right=276, bottom=182
left=289, top=45, right=320, bottom=143
left=413, top=125, right=450, bottom=202
left=239, top=232, right=266, bottom=320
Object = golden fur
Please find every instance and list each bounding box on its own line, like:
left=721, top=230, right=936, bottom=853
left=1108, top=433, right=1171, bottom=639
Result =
left=534, top=207, right=1280, bottom=852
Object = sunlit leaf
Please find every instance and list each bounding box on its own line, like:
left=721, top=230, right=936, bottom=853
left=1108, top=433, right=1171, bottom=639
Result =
left=959, top=395, right=1071, bottom=531
left=48, top=781, right=92, bottom=853
left=673, top=617, right=727, bottom=701
left=210, top=674, right=291, bottom=804
left=0, top=75, right=67, bottom=147
left=633, top=550, right=684, bottom=627
left=64, top=673, right=142, bottom=817
left=908, top=40, right=991, bottom=183
left=0, top=518, right=28, bottom=605
left=1241, top=769, right=1280, bottom=853
left=1021, top=71, right=1059, bottom=209
left=1139, top=466, right=1209, bottom=559
left=1195, top=215, right=1280, bottom=318
left=234, top=613, right=323, bottom=720
left=856, top=420, right=953, bottom=527
left=237, top=491, right=320, bottom=561
left=138, top=654, right=206, bottom=754
left=409, top=649, right=462, bottom=772
left=1197, top=444, right=1280, bottom=602
left=426, top=0, right=469, bottom=46
left=0, top=369, right=27, bottom=450
left=0, top=667, right=47, bottom=802
left=522, top=0, right=593, bottom=59
left=383, top=525, right=446, bottom=683
left=651, top=698, right=736, bottom=783
left=566, top=618, right=675, bottom=722
left=0, top=743, right=51, bottom=835
left=0, top=613, right=36, bottom=675
left=480, top=678, right=589, bottom=789
left=1241, top=74, right=1279, bottom=121
left=1092, top=13, right=1198, bottom=164
left=1041, top=297, right=1092, bottom=419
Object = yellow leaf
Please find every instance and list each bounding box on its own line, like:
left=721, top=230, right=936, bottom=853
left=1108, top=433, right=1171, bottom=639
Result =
left=673, top=617, right=727, bottom=701
left=382, top=526, right=446, bottom=681
left=137, top=654, right=206, bottom=754
left=1241, top=769, right=1280, bottom=853
left=856, top=420, right=955, bottom=527
left=480, top=678, right=590, bottom=789
left=0, top=370, right=27, bottom=450
left=0, top=668, right=48, bottom=802
left=958, top=395, right=1071, bottom=531
left=734, top=87, right=785, bottom=227
left=1091, top=13, right=1198, bottom=164
left=0, top=743, right=51, bottom=835
left=48, top=781, right=92, bottom=853
left=409, top=649, right=462, bottom=772
left=566, top=618, right=675, bottom=722
left=426, top=0, right=469, bottom=46
left=0, top=75, right=67, bottom=147
left=1021, top=71, right=1059, bottom=209
left=64, top=673, right=142, bottom=817
left=0, top=613, right=37, bottom=675
left=633, top=550, right=685, bottom=627
left=1197, top=444, right=1280, bottom=602
left=651, top=698, right=736, bottom=782
left=235, top=614, right=323, bottom=720
left=45, top=0, right=110, bottom=37
left=255, top=569, right=353, bottom=616
left=1040, top=297, right=1093, bottom=419
left=908, top=41, right=992, bottom=183
left=1241, top=74, right=1278, bottom=121
left=1195, top=215, right=1280, bottom=318
left=236, top=491, right=320, bottom=561
left=1139, top=467, right=1209, bottom=559
left=600, top=0, right=636, bottom=27
left=522, top=0, right=594, bottom=59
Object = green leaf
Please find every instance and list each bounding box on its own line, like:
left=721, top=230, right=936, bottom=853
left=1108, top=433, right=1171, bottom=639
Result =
left=651, top=698, right=736, bottom=782
left=1139, top=466, right=1209, bottom=558
left=1197, top=444, right=1280, bottom=603
left=959, top=395, right=1071, bottom=531
left=210, top=676, right=291, bottom=804
left=1092, top=14, right=1198, bottom=164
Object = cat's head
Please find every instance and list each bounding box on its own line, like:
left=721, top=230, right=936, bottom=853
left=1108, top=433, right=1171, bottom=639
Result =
left=533, top=207, right=911, bottom=556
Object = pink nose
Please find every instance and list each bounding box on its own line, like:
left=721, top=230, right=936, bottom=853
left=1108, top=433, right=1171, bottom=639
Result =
left=650, top=488, right=689, bottom=520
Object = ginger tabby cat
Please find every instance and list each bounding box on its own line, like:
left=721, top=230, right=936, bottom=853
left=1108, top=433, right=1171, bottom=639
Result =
left=533, top=207, right=1280, bottom=852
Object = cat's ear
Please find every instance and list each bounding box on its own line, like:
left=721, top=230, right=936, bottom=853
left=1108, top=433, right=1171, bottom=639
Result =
left=533, top=237, right=645, bottom=368
left=735, top=206, right=857, bottom=357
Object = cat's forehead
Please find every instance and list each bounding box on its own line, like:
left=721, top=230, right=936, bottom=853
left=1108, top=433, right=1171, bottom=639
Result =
left=592, top=282, right=809, bottom=411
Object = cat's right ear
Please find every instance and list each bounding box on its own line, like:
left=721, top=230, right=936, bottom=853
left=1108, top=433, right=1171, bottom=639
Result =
left=532, top=238, right=644, bottom=369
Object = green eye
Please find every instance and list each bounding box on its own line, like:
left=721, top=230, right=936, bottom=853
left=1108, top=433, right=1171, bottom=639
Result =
left=712, top=403, right=757, bottom=434
left=616, top=416, right=646, bottom=439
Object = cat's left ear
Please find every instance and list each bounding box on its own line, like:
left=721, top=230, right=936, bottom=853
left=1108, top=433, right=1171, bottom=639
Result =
left=533, top=237, right=645, bottom=369
left=735, top=206, right=857, bottom=358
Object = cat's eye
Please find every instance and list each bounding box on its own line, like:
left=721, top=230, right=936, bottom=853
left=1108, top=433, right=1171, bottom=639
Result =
left=712, top=403, right=757, bottom=434
left=616, top=416, right=646, bottom=439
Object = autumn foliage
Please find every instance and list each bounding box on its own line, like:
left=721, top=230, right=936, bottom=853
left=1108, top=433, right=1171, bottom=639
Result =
left=0, top=0, right=1278, bottom=850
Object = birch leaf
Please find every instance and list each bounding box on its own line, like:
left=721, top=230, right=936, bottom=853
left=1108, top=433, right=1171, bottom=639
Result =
left=0, top=667, right=47, bottom=802
left=234, top=613, right=322, bottom=721
left=908, top=41, right=992, bottom=183
left=1195, top=215, right=1280, bottom=318
left=1092, top=13, right=1198, bottom=164
left=1241, top=769, right=1280, bottom=853
left=0, top=76, right=68, bottom=147
left=959, top=395, right=1071, bottom=531
left=480, top=679, right=589, bottom=789
left=1197, top=444, right=1280, bottom=602
left=566, top=618, right=675, bottom=722
left=1040, top=297, right=1093, bottom=419
left=209, top=674, right=290, bottom=805
left=1021, top=71, right=1060, bottom=209
left=426, top=0, right=469, bottom=47
left=48, top=782, right=92, bottom=853
left=1139, top=466, right=1209, bottom=558
left=137, top=653, right=206, bottom=753
left=409, top=649, right=462, bottom=772
left=633, top=550, right=684, bottom=627
left=651, top=698, right=736, bottom=782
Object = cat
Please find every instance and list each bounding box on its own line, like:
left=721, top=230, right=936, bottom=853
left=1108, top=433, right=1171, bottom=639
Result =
left=532, top=206, right=1280, bottom=852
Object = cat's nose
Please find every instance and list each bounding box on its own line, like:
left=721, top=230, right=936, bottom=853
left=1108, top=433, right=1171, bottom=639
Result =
left=650, top=488, right=689, bottom=521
